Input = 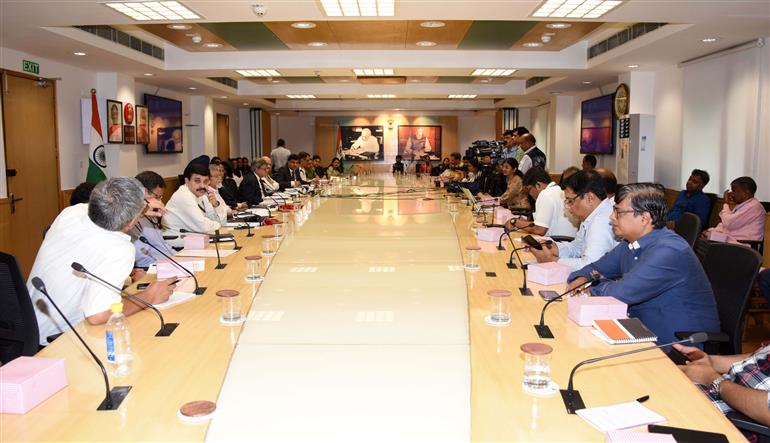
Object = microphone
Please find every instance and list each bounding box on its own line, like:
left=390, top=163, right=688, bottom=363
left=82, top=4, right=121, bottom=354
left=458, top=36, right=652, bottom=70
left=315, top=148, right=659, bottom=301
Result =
left=534, top=275, right=601, bottom=339
left=71, top=262, right=179, bottom=337
left=30, top=277, right=132, bottom=411
left=561, top=332, right=711, bottom=414
left=138, top=236, right=205, bottom=295
left=511, top=242, right=532, bottom=296
left=179, top=228, right=240, bottom=252
left=497, top=227, right=509, bottom=251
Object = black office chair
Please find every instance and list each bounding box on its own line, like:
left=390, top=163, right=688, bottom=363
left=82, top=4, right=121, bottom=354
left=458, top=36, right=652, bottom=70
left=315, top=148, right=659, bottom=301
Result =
left=694, top=237, right=712, bottom=264
left=676, top=242, right=762, bottom=355
left=738, top=239, right=764, bottom=256
left=0, top=252, right=40, bottom=364
left=727, top=410, right=770, bottom=441
left=674, top=212, right=701, bottom=248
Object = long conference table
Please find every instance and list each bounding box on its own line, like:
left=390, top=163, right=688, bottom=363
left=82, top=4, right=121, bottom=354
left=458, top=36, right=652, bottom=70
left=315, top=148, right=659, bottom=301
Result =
left=1, top=175, right=746, bottom=442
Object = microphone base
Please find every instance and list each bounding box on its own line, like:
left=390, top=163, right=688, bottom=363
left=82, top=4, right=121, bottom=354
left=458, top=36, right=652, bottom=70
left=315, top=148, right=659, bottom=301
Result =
left=506, top=262, right=518, bottom=269
left=560, top=389, right=586, bottom=414
left=534, top=324, right=554, bottom=339
left=246, top=233, right=255, bottom=238
left=497, top=245, right=505, bottom=251
left=194, top=287, right=207, bottom=295
left=155, top=323, right=179, bottom=337
left=215, top=263, right=227, bottom=270
left=97, top=386, right=132, bottom=411
left=519, top=286, right=533, bottom=296
left=233, top=246, right=242, bottom=251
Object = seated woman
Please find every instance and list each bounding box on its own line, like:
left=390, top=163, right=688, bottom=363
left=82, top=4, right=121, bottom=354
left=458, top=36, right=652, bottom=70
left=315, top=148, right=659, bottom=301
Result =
left=327, top=158, right=345, bottom=178
left=497, top=158, right=530, bottom=210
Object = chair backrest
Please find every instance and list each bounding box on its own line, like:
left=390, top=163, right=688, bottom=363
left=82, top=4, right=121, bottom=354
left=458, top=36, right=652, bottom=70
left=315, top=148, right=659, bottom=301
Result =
left=0, top=252, right=40, bottom=364
left=701, top=242, right=762, bottom=354
left=674, top=212, right=702, bottom=248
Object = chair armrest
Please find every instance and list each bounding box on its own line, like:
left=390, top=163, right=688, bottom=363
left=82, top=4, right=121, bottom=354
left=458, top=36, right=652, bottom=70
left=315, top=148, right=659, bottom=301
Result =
left=727, top=410, right=770, bottom=437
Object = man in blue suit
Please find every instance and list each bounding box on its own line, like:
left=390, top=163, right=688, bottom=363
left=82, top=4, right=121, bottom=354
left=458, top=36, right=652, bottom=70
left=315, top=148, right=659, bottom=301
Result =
left=566, top=183, right=720, bottom=343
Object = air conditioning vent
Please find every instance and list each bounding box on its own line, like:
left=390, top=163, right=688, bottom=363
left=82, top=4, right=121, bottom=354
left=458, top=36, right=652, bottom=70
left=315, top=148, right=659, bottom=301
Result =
left=526, top=77, right=550, bottom=88
left=75, top=25, right=164, bottom=61
left=588, top=23, right=666, bottom=60
left=208, top=77, right=238, bottom=89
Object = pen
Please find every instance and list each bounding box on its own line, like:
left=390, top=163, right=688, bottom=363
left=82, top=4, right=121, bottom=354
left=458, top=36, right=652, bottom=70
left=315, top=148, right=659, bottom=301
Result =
left=635, top=395, right=650, bottom=403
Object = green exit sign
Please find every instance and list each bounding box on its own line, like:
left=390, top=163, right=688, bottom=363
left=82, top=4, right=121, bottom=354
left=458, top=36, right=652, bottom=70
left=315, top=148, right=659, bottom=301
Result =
left=22, top=60, right=39, bottom=75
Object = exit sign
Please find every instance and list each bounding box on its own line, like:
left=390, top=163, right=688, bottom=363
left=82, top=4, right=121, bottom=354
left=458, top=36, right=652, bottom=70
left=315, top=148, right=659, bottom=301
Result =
left=22, top=60, right=39, bottom=75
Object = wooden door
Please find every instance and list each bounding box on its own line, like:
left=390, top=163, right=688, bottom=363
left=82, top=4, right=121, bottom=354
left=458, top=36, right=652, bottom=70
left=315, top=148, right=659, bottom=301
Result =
left=216, top=113, right=230, bottom=160
left=0, top=71, right=61, bottom=276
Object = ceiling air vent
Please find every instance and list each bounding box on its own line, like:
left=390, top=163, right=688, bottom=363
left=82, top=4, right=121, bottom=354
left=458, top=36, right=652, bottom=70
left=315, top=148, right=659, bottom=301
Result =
left=526, top=77, right=550, bottom=88
left=588, top=23, right=666, bottom=60
left=75, top=25, right=164, bottom=61
left=208, top=77, right=238, bottom=89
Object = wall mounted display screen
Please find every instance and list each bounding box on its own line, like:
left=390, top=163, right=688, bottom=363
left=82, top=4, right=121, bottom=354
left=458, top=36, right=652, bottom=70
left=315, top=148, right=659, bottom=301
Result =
left=144, top=94, right=183, bottom=153
left=397, top=125, right=442, bottom=160
left=338, top=125, right=384, bottom=161
left=579, top=94, right=615, bottom=154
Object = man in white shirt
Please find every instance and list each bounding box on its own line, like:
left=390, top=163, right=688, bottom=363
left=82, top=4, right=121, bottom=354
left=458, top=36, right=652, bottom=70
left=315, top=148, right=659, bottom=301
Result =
left=270, top=139, right=291, bottom=171
left=517, top=133, right=547, bottom=175
left=164, top=162, right=227, bottom=243
left=260, top=156, right=280, bottom=194
left=529, top=170, right=618, bottom=270
left=509, top=166, right=578, bottom=237
left=28, top=177, right=175, bottom=345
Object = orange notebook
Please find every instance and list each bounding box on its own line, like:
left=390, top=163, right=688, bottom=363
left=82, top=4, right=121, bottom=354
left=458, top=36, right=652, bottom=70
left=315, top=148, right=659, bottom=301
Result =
left=592, top=318, right=657, bottom=344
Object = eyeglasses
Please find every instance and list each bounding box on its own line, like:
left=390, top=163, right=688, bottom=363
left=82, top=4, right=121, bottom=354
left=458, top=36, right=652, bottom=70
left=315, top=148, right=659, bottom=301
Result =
left=612, top=207, right=637, bottom=217
left=564, top=194, right=584, bottom=206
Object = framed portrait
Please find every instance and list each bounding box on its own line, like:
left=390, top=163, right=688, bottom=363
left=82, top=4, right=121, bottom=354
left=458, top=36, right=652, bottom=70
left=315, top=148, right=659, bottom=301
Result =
left=144, top=94, right=183, bottom=153
left=123, top=102, right=135, bottom=144
left=135, top=105, right=149, bottom=145
left=337, top=125, right=384, bottom=161
left=397, top=125, right=442, bottom=160
left=106, top=99, right=123, bottom=144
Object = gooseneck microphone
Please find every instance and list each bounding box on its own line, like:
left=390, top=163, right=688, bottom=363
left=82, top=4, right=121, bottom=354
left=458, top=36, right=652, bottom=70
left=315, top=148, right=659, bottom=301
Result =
left=534, top=275, right=601, bottom=339
left=138, top=236, right=205, bottom=295
left=560, top=332, right=710, bottom=414
left=71, top=262, right=179, bottom=337
left=31, top=277, right=132, bottom=411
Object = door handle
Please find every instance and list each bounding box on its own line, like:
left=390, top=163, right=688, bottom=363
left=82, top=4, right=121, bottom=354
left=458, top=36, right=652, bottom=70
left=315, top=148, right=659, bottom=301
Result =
left=9, top=192, right=23, bottom=214
left=6, top=169, right=17, bottom=177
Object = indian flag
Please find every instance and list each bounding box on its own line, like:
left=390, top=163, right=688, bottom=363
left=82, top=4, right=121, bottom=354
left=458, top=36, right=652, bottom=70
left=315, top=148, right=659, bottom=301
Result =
left=86, top=89, right=107, bottom=183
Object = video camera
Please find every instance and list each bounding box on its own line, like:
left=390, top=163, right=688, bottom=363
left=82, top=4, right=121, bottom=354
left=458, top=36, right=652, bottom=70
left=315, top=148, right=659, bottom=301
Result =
left=465, top=140, right=505, bottom=159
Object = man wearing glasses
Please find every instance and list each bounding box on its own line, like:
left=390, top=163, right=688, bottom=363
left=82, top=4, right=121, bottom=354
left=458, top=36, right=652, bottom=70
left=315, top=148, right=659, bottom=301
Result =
left=528, top=170, right=617, bottom=270
left=238, top=158, right=271, bottom=206
left=131, top=170, right=176, bottom=268
left=565, top=183, right=720, bottom=343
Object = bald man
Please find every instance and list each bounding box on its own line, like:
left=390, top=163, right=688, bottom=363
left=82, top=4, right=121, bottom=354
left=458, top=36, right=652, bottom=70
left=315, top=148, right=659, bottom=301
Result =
left=595, top=167, right=618, bottom=199
left=518, top=133, right=546, bottom=174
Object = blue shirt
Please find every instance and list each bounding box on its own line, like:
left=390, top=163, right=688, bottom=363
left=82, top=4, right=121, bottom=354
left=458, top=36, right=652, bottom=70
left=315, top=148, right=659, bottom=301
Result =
left=131, top=216, right=177, bottom=267
left=556, top=198, right=619, bottom=270
left=667, top=190, right=712, bottom=227
left=568, top=228, right=720, bottom=343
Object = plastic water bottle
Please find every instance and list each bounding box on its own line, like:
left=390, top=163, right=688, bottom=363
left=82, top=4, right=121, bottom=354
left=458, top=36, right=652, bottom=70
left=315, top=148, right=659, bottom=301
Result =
left=105, top=302, right=133, bottom=377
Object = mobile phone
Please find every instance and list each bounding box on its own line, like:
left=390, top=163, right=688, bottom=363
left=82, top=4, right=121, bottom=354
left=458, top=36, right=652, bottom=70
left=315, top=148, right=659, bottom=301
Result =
left=538, top=290, right=561, bottom=301
left=137, top=283, right=149, bottom=290
left=522, top=234, right=543, bottom=250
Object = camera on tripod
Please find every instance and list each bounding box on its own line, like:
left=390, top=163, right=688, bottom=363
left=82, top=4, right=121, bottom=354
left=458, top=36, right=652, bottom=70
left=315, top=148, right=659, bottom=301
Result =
left=465, top=140, right=505, bottom=159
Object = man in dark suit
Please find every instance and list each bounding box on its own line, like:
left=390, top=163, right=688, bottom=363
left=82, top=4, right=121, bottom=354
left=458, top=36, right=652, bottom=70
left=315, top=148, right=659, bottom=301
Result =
left=238, top=158, right=271, bottom=206
left=274, top=154, right=307, bottom=191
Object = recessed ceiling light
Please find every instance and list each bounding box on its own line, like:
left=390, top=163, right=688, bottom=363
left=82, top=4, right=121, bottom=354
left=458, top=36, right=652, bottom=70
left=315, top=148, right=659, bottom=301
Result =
left=188, top=86, right=197, bottom=90
left=523, top=42, right=543, bottom=48
left=236, top=69, right=282, bottom=77
left=307, top=41, right=328, bottom=47
left=143, top=72, right=155, bottom=76
left=702, top=37, right=718, bottom=43
left=320, top=0, right=394, bottom=17
left=582, top=81, right=592, bottom=84
left=532, top=0, right=623, bottom=19
left=104, top=1, right=201, bottom=21
left=338, top=79, right=350, bottom=82
left=409, top=79, right=421, bottom=82
left=471, top=69, right=516, bottom=76
left=291, top=22, right=316, bottom=29
left=420, top=21, right=445, bottom=28
left=627, top=64, right=639, bottom=68
left=416, top=41, right=437, bottom=47
left=286, top=95, right=316, bottom=99
left=166, top=24, right=192, bottom=30
left=353, top=68, right=395, bottom=76
left=367, top=94, right=396, bottom=98
left=271, top=79, right=282, bottom=83
left=203, top=42, right=222, bottom=48
left=448, top=94, right=477, bottom=99
left=220, top=96, right=228, bottom=99
left=546, top=22, right=572, bottom=29
left=242, top=102, right=250, bottom=106
left=549, top=91, right=561, bottom=95
left=73, top=51, right=87, bottom=56
left=479, top=79, right=490, bottom=83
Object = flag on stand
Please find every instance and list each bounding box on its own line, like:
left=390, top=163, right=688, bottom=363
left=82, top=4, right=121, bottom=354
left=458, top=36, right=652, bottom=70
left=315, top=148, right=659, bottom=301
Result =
left=86, top=89, right=107, bottom=183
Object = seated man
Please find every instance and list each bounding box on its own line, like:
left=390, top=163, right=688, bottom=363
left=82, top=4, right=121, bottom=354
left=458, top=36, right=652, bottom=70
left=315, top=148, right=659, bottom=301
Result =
left=595, top=167, right=617, bottom=199
left=260, top=156, right=281, bottom=194
left=131, top=171, right=176, bottom=268
left=675, top=342, right=770, bottom=425
left=274, top=154, right=307, bottom=190
left=667, top=168, right=712, bottom=228
left=313, top=155, right=326, bottom=179
left=298, top=152, right=317, bottom=181
left=566, top=183, right=720, bottom=343
left=529, top=170, right=618, bottom=270
left=28, top=177, right=175, bottom=345
left=508, top=167, right=578, bottom=238
left=704, top=176, right=766, bottom=244
left=164, top=162, right=226, bottom=242
left=581, top=154, right=597, bottom=171
left=238, top=158, right=271, bottom=207
left=69, top=181, right=97, bottom=205
left=392, top=155, right=405, bottom=174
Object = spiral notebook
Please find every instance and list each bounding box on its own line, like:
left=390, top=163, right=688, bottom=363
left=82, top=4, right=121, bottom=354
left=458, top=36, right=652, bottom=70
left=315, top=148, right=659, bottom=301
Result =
left=592, top=318, right=657, bottom=344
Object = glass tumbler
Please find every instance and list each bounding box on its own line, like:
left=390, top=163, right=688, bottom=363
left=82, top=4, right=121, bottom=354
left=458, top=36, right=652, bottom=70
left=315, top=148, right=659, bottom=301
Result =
left=244, top=255, right=263, bottom=282
left=217, top=289, right=242, bottom=324
left=273, top=222, right=287, bottom=240
left=520, top=343, right=553, bottom=395
left=464, top=246, right=481, bottom=271
left=261, top=235, right=278, bottom=256
left=487, top=289, right=511, bottom=325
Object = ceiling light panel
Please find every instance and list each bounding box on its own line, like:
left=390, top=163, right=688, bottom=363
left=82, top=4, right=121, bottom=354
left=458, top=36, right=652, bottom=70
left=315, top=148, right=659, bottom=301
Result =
left=471, top=69, right=515, bottom=76
left=321, top=0, right=394, bottom=17
left=236, top=69, right=282, bottom=77
left=105, top=1, right=201, bottom=21
left=448, top=95, right=477, bottom=99
left=287, top=95, right=316, bottom=99
left=531, top=0, right=621, bottom=18
left=353, top=68, right=394, bottom=76
left=367, top=94, right=396, bottom=98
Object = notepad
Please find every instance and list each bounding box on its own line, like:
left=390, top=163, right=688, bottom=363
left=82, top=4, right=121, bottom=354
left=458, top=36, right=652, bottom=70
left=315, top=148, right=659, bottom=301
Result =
left=576, top=401, right=666, bottom=432
left=152, top=290, right=197, bottom=310
left=593, top=318, right=658, bottom=344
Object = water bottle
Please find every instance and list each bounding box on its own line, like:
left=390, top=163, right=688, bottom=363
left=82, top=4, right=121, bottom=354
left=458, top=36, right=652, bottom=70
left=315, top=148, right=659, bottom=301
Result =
left=105, top=302, right=133, bottom=377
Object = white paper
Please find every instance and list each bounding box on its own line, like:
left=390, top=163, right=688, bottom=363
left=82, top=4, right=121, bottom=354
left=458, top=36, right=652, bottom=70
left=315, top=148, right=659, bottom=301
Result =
left=576, top=401, right=666, bottom=432
left=152, top=291, right=197, bottom=310
left=176, top=249, right=238, bottom=258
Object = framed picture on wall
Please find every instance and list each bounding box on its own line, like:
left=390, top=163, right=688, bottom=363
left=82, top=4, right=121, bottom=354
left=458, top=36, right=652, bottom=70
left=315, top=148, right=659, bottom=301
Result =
left=338, top=125, right=384, bottom=161
left=106, top=99, right=123, bottom=144
left=135, top=105, right=149, bottom=145
left=123, top=102, right=135, bottom=144
left=397, top=125, right=442, bottom=160
left=144, top=94, right=183, bottom=153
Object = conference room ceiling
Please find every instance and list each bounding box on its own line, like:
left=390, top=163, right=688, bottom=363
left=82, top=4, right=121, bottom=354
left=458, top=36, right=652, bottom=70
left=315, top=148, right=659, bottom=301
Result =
left=0, top=0, right=768, bottom=110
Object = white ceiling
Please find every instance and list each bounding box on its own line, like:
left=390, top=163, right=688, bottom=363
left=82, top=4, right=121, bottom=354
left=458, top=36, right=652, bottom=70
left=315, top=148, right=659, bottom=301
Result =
left=1, top=0, right=768, bottom=110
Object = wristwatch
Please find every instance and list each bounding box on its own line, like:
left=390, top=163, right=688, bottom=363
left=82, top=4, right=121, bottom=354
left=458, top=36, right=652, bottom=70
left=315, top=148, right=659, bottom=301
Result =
left=710, top=376, right=726, bottom=394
